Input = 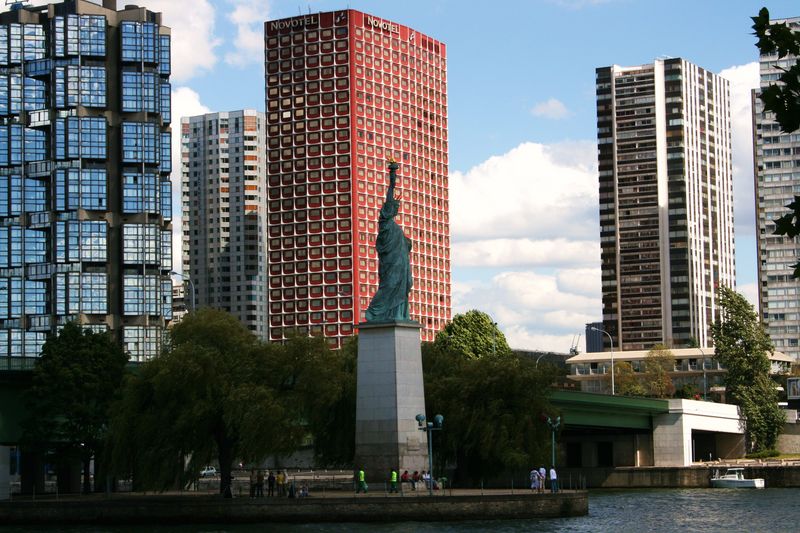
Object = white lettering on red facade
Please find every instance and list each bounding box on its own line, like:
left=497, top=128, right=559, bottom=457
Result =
left=269, top=15, right=318, bottom=32
left=365, top=15, right=399, bottom=33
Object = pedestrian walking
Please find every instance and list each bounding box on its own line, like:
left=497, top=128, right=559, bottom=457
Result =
left=389, top=469, right=398, bottom=493
left=529, top=467, right=539, bottom=491
left=267, top=470, right=276, bottom=497
left=356, top=468, right=368, bottom=493
left=549, top=466, right=559, bottom=493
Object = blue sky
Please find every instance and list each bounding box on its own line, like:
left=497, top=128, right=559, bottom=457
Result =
left=28, top=0, right=795, bottom=352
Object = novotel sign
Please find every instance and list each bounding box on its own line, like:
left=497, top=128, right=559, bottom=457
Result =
left=365, top=15, right=399, bottom=33
left=269, top=15, right=318, bottom=32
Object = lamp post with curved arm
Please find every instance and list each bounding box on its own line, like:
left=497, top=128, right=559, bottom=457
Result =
left=170, top=271, right=195, bottom=312
left=590, top=326, right=614, bottom=395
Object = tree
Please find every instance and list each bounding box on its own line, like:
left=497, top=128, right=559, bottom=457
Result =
left=433, top=310, right=511, bottom=359
left=712, top=286, right=785, bottom=452
left=23, top=322, right=128, bottom=493
left=611, top=361, right=647, bottom=397
left=643, top=345, right=676, bottom=398
left=108, top=309, right=343, bottom=495
left=753, top=8, right=800, bottom=277
left=423, top=337, right=557, bottom=485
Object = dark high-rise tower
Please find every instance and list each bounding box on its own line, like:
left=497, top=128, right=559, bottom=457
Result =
left=596, top=59, right=735, bottom=351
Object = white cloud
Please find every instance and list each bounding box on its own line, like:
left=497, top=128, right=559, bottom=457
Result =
left=450, top=141, right=602, bottom=351
left=224, top=0, right=271, bottom=67
left=453, top=270, right=600, bottom=352
left=531, top=98, right=570, bottom=120
left=454, top=238, right=598, bottom=268
left=169, top=86, right=211, bottom=273
left=450, top=141, right=598, bottom=243
left=719, top=62, right=759, bottom=238
left=145, top=0, right=221, bottom=82
left=738, top=282, right=760, bottom=313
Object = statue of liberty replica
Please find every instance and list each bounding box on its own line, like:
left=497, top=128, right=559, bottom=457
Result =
left=365, top=159, right=413, bottom=322
left=355, top=158, right=428, bottom=482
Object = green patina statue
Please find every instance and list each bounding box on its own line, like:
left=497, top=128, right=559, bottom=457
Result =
left=365, top=159, right=413, bottom=322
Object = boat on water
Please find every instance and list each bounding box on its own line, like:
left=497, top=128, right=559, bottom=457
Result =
left=710, top=468, right=765, bottom=489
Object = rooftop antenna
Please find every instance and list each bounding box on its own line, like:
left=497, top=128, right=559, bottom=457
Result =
left=5, top=0, right=30, bottom=11
left=569, top=333, right=581, bottom=356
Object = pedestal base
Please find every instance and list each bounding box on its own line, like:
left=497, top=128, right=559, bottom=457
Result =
left=354, top=321, right=428, bottom=483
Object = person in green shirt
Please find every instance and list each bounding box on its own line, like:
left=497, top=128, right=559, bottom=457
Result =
left=356, top=468, right=368, bottom=493
left=389, top=469, right=398, bottom=493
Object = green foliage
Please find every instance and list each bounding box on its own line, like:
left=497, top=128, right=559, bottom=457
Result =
left=752, top=8, right=800, bottom=133
left=433, top=310, right=511, bottom=360
left=644, top=345, right=676, bottom=398
left=753, top=9, right=800, bottom=277
left=612, top=361, right=647, bottom=397
left=712, top=286, right=784, bottom=452
left=23, top=322, right=128, bottom=493
left=745, top=448, right=780, bottom=459
left=423, top=341, right=557, bottom=485
left=108, top=309, right=346, bottom=494
left=675, top=382, right=701, bottom=400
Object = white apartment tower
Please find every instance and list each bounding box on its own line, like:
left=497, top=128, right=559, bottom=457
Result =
left=753, top=16, right=800, bottom=360
left=596, top=58, right=735, bottom=351
left=181, top=110, right=268, bottom=338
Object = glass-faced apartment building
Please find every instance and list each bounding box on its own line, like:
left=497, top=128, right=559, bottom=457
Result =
left=265, top=10, right=451, bottom=347
left=0, top=0, right=171, bottom=361
left=753, top=16, right=800, bottom=361
left=596, top=59, right=735, bottom=351
left=181, top=110, right=269, bottom=339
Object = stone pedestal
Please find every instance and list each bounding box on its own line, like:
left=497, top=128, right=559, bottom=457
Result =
left=355, top=321, right=427, bottom=483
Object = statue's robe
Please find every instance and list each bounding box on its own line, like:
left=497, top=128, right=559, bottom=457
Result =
left=365, top=198, right=413, bottom=322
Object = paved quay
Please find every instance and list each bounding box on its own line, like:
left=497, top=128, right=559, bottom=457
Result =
left=1, top=489, right=588, bottom=525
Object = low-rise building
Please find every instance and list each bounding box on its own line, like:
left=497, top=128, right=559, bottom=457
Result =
left=566, top=347, right=792, bottom=396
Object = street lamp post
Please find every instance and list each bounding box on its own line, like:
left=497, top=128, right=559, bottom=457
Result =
left=590, top=326, right=615, bottom=395
left=545, top=415, right=561, bottom=467
left=170, top=271, right=195, bottom=311
left=416, top=413, right=443, bottom=496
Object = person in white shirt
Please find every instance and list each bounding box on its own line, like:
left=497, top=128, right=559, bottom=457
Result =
left=549, top=466, right=558, bottom=493
left=529, top=468, right=539, bottom=491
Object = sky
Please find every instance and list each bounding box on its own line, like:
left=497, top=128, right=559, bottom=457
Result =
left=21, top=0, right=800, bottom=353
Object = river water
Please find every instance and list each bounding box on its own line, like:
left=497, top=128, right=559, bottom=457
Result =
left=4, top=488, right=800, bottom=532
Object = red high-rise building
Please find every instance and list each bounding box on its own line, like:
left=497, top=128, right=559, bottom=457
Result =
left=265, top=10, right=450, bottom=347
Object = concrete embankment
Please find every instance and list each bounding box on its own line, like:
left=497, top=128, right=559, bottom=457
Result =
left=0, top=490, right=588, bottom=525
left=562, top=463, right=800, bottom=488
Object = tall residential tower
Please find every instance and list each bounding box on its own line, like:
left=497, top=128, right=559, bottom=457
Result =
left=264, top=10, right=451, bottom=347
left=181, top=110, right=268, bottom=338
left=596, top=58, right=735, bottom=351
left=753, top=16, right=800, bottom=360
left=0, top=0, right=172, bottom=361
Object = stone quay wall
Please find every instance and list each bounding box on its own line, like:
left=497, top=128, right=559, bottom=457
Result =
left=0, top=492, right=588, bottom=525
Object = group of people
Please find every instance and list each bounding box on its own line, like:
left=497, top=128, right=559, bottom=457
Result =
left=356, top=468, right=436, bottom=494
left=529, top=466, right=559, bottom=493
left=249, top=469, right=305, bottom=498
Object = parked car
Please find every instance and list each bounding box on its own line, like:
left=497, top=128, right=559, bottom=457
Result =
left=200, top=466, right=217, bottom=478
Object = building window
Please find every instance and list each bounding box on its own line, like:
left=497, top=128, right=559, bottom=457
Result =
left=54, top=117, right=107, bottom=160
left=123, top=275, right=161, bottom=315
left=122, top=172, right=159, bottom=214
left=122, top=121, right=158, bottom=163
left=54, top=168, right=107, bottom=211
left=123, top=326, right=162, bottom=361
left=121, top=21, right=159, bottom=63
left=122, top=223, right=159, bottom=264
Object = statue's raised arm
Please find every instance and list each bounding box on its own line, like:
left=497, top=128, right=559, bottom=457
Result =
left=364, top=159, right=413, bottom=323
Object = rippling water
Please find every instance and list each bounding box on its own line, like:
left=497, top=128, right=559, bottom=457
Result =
left=4, top=489, right=800, bottom=533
